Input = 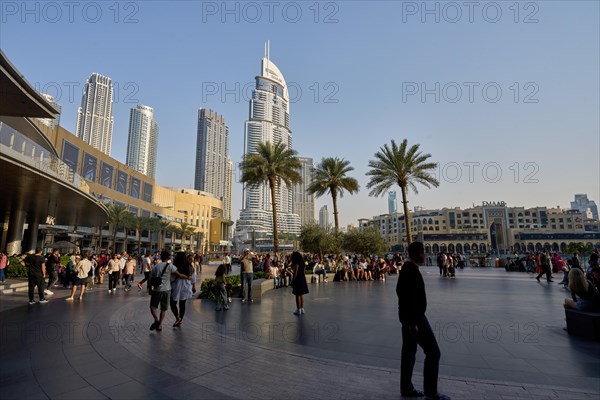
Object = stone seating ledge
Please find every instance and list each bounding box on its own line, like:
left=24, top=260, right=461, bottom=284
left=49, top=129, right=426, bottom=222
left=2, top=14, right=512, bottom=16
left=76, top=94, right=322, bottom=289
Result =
left=564, top=308, right=600, bottom=341
left=251, top=275, right=327, bottom=300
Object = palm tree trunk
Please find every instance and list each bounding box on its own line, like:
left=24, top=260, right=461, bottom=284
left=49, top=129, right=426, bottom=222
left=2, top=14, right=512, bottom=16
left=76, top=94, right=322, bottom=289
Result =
left=137, top=230, right=142, bottom=256
left=148, top=229, right=153, bottom=254
left=269, top=176, right=279, bottom=255
left=124, top=229, right=129, bottom=253
left=332, top=189, right=339, bottom=233
left=98, top=225, right=103, bottom=252
left=401, top=185, right=413, bottom=245
left=112, top=226, right=117, bottom=255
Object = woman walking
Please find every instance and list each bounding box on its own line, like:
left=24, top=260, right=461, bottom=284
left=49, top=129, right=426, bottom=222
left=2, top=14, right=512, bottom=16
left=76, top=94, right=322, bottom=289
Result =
left=107, top=254, right=120, bottom=293
left=170, top=252, right=196, bottom=327
left=214, top=263, right=228, bottom=311
left=291, top=251, right=309, bottom=315
left=65, top=253, right=92, bottom=301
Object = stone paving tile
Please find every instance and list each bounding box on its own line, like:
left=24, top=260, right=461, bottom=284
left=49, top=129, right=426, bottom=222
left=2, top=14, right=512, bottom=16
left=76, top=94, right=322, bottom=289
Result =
left=53, top=386, right=108, bottom=399
left=0, top=381, right=50, bottom=400
left=2, top=269, right=600, bottom=400
left=100, top=380, right=166, bottom=399
left=84, top=369, right=133, bottom=391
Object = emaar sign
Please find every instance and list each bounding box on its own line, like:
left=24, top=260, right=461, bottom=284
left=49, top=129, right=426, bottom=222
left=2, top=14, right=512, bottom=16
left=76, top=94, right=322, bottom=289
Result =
left=482, top=201, right=506, bottom=207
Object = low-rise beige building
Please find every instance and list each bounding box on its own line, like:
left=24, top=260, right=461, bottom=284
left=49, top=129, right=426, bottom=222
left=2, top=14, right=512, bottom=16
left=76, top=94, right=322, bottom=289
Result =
left=360, top=202, right=600, bottom=254
left=35, top=121, right=229, bottom=253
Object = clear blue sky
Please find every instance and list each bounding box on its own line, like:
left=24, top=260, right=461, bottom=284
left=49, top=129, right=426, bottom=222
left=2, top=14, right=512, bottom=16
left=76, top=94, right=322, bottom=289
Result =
left=2, top=1, right=598, bottom=226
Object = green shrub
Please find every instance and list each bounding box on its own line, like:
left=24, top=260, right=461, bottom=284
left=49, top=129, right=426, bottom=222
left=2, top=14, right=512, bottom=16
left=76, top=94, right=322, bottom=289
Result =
left=199, top=278, right=217, bottom=300
left=253, top=271, right=265, bottom=280
left=6, top=257, right=27, bottom=278
left=226, top=274, right=241, bottom=286
left=199, top=275, right=241, bottom=300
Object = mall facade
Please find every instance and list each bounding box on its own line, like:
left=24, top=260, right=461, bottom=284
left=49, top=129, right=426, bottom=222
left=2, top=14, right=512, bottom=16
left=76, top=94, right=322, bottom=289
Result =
left=0, top=51, right=231, bottom=255
left=359, top=201, right=600, bottom=254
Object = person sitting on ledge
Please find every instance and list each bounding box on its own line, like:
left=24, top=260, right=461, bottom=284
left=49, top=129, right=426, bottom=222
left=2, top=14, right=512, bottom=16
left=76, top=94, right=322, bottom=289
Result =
left=313, top=260, right=327, bottom=281
left=564, top=268, right=600, bottom=312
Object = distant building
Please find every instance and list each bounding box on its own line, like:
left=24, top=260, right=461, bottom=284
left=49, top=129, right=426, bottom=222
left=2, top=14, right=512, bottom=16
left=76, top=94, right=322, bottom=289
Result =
left=293, top=157, right=315, bottom=227
left=388, top=191, right=397, bottom=214
left=37, top=93, right=61, bottom=129
left=194, top=108, right=231, bottom=220
left=126, top=105, right=158, bottom=179
left=571, top=194, right=598, bottom=220
left=360, top=201, right=600, bottom=254
left=319, top=205, right=329, bottom=228
left=76, top=73, right=114, bottom=155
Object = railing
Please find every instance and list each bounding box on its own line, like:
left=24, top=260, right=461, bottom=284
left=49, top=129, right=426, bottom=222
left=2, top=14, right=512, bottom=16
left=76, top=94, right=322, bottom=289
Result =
left=0, top=122, right=90, bottom=193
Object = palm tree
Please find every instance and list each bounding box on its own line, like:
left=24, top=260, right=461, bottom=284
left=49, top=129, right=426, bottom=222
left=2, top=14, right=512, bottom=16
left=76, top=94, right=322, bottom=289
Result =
left=106, top=204, right=129, bottom=254
left=130, top=215, right=147, bottom=255
left=178, top=222, right=197, bottom=251
left=146, top=217, right=161, bottom=253
left=121, top=212, right=136, bottom=253
left=366, top=139, right=439, bottom=245
left=240, top=141, right=302, bottom=255
left=307, top=157, right=359, bottom=233
left=166, top=224, right=179, bottom=250
left=157, top=219, right=171, bottom=250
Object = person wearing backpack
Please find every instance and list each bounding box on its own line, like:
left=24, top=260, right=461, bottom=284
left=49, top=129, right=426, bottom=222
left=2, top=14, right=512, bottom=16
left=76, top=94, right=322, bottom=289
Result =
left=148, top=251, right=191, bottom=332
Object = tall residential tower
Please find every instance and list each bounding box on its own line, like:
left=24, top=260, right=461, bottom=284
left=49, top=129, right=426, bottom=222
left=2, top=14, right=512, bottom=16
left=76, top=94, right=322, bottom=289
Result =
left=75, top=73, right=114, bottom=155
left=126, top=104, right=159, bottom=179
left=194, top=108, right=231, bottom=220
left=237, top=43, right=300, bottom=235
left=293, top=157, right=315, bottom=227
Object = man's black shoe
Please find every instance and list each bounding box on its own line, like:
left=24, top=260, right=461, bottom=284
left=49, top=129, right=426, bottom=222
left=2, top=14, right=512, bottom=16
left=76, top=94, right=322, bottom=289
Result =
left=424, top=393, right=451, bottom=400
left=401, top=388, right=424, bottom=397
left=150, top=322, right=158, bottom=331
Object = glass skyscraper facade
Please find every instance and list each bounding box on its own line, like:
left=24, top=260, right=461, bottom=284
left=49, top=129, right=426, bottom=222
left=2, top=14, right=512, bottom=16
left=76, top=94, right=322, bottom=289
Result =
left=194, top=108, right=232, bottom=220
left=76, top=73, right=114, bottom=156
left=237, top=49, right=300, bottom=235
left=126, top=104, right=158, bottom=179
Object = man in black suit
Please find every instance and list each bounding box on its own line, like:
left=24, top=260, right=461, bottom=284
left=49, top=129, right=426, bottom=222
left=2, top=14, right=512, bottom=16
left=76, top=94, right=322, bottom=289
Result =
left=397, top=241, right=450, bottom=400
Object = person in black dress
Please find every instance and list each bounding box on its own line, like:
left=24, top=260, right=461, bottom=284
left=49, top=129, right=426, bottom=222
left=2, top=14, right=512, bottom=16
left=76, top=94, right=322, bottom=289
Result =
left=397, top=241, right=450, bottom=400
left=291, top=251, right=309, bottom=315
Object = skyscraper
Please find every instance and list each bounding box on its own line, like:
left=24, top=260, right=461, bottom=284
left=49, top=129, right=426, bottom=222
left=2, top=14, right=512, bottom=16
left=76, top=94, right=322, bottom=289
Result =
left=571, top=194, right=599, bottom=219
left=319, top=205, right=329, bottom=228
left=194, top=108, right=231, bottom=220
left=237, top=43, right=300, bottom=235
left=37, top=93, right=61, bottom=129
left=388, top=191, right=397, bottom=214
left=75, top=73, right=114, bottom=155
left=293, top=157, right=315, bottom=227
left=126, top=104, right=159, bottom=179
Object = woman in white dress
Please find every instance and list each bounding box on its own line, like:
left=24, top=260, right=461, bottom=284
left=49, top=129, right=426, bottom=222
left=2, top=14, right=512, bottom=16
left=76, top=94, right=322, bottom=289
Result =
left=170, top=252, right=196, bottom=327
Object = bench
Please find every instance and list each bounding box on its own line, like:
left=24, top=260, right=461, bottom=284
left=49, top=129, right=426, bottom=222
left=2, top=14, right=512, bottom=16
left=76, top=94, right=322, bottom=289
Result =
left=250, top=278, right=275, bottom=301
left=565, top=308, right=600, bottom=341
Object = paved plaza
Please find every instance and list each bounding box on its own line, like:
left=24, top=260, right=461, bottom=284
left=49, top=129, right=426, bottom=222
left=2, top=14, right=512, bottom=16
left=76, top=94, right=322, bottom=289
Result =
left=0, top=265, right=599, bottom=399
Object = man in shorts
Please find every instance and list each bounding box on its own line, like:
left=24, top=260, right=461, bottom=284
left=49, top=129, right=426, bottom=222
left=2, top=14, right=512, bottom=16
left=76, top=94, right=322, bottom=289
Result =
left=148, top=250, right=191, bottom=331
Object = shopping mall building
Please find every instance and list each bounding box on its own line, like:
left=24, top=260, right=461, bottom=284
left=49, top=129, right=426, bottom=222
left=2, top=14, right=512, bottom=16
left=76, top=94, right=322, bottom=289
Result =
left=359, top=201, right=600, bottom=254
left=0, top=51, right=231, bottom=255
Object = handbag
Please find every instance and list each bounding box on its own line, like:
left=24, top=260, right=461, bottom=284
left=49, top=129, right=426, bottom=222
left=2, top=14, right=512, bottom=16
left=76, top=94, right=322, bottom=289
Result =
left=150, top=263, right=170, bottom=291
